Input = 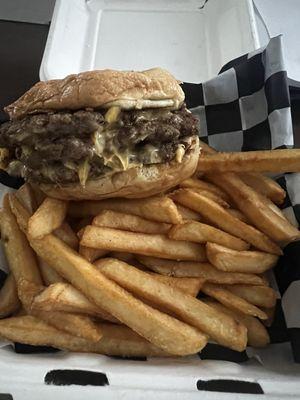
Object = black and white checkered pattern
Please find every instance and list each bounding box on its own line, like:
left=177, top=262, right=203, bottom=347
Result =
left=183, top=35, right=300, bottom=363
left=183, top=35, right=293, bottom=151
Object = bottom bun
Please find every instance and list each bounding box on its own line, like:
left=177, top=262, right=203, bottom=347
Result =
left=39, top=136, right=199, bottom=201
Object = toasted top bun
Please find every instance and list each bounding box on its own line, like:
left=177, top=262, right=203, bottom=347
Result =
left=39, top=136, right=199, bottom=201
left=5, top=68, right=185, bottom=120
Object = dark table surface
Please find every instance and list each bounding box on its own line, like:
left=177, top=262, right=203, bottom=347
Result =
left=0, top=19, right=299, bottom=147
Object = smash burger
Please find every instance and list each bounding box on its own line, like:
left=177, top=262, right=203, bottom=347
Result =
left=0, top=68, right=199, bottom=200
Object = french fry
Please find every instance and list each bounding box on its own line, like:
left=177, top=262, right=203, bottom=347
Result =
left=137, top=256, right=267, bottom=286
left=54, top=222, right=79, bottom=250
left=227, top=209, right=249, bottom=223
left=96, top=258, right=247, bottom=351
left=205, top=173, right=300, bottom=246
left=109, top=252, right=136, bottom=264
left=206, top=242, right=278, bottom=274
left=197, top=149, right=300, bottom=173
left=4, top=195, right=102, bottom=342
left=25, top=231, right=207, bottom=355
left=224, top=285, right=277, bottom=308
left=256, top=192, right=290, bottom=222
left=39, top=259, right=64, bottom=285
left=15, top=183, right=37, bottom=213
left=176, top=204, right=202, bottom=221
left=32, top=282, right=118, bottom=323
left=183, top=189, right=230, bottom=208
left=147, top=274, right=204, bottom=296
left=204, top=300, right=270, bottom=348
left=81, top=226, right=207, bottom=262
left=202, top=283, right=267, bottom=320
left=172, top=189, right=282, bottom=255
left=17, top=278, right=103, bottom=343
left=0, top=273, right=20, bottom=318
left=179, top=177, right=230, bottom=201
left=15, top=191, right=78, bottom=283
left=28, top=197, right=68, bottom=239
left=239, top=173, right=285, bottom=205
left=0, top=195, right=43, bottom=289
left=92, top=210, right=171, bottom=234
left=79, top=245, right=107, bottom=263
left=169, top=221, right=249, bottom=251
left=10, top=193, right=74, bottom=284
left=68, top=196, right=182, bottom=224
left=0, top=316, right=170, bottom=357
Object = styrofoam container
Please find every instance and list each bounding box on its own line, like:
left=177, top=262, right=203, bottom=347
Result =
left=40, top=0, right=260, bottom=83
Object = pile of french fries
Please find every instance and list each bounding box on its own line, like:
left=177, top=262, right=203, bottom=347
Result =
left=0, top=141, right=299, bottom=357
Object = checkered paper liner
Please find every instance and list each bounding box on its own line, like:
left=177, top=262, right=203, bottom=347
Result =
left=0, top=36, right=299, bottom=367
left=182, top=35, right=300, bottom=362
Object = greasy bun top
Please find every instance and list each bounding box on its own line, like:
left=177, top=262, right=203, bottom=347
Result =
left=5, top=68, right=185, bottom=120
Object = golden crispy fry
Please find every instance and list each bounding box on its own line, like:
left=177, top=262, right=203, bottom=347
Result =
left=81, top=226, right=207, bottom=262
left=38, top=310, right=102, bottom=342
left=204, top=300, right=270, bottom=347
left=92, top=210, right=171, bottom=234
left=96, top=258, right=247, bottom=351
left=225, top=285, right=277, bottom=308
left=202, top=283, right=267, bottom=320
left=137, top=256, right=267, bottom=286
left=205, top=173, right=300, bottom=246
left=32, top=282, right=118, bottom=323
left=68, top=196, right=182, bottom=224
left=256, top=192, right=290, bottom=223
left=8, top=193, right=28, bottom=233
left=17, top=278, right=102, bottom=343
left=240, top=173, right=285, bottom=205
left=28, top=233, right=207, bottom=355
left=10, top=193, right=73, bottom=285
left=109, top=252, right=136, bottom=263
left=15, top=183, right=37, bottom=213
left=0, top=273, right=20, bottom=318
left=179, top=177, right=230, bottom=201
left=147, top=274, right=204, bottom=296
left=54, top=222, right=79, bottom=250
left=175, top=204, right=202, bottom=221
left=169, top=221, right=249, bottom=251
left=79, top=245, right=107, bottom=263
left=197, top=149, right=300, bottom=173
left=0, top=316, right=169, bottom=357
left=182, top=189, right=230, bottom=208
left=5, top=195, right=102, bottom=342
left=172, top=189, right=282, bottom=255
left=0, top=195, right=42, bottom=288
left=227, top=209, right=249, bottom=223
left=28, top=197, right=68, bottom=239
left=206, top=242, right=278, bottom=274
left=39, top=259, right=64, bottom=285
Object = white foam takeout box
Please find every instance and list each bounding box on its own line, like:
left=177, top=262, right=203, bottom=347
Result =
left=1, top=0, right=300, bottom=399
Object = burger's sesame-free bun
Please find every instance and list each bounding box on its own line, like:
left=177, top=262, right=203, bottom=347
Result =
left=39, top=136, right=199, bottom=201
left=5, top=68, right=185, bottom=120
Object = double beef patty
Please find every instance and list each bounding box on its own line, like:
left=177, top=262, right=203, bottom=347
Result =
left=0, top=105, right=198, bottom=185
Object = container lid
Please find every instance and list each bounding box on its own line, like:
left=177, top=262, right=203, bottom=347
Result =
left=40, top=0, right=260, bottom=82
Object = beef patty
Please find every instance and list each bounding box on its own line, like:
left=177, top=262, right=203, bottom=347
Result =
left=0, top=105, right=198, bottom=185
